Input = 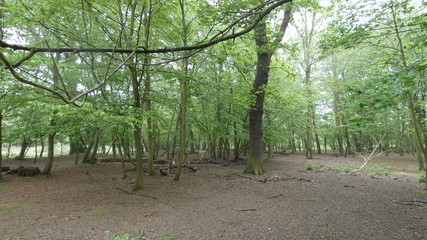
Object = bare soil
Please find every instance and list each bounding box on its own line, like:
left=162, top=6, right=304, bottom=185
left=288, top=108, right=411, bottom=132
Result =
left=1, top=152, right=426, bottom=240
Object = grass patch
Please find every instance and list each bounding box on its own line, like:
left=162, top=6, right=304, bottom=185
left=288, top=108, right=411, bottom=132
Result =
left=0, top=203, right=22, bottom=212
left=331, top=166, right=352, bottom=173
left=104, top=231, right=140, bottom=240
left=373, top=169, right=389, bottom=176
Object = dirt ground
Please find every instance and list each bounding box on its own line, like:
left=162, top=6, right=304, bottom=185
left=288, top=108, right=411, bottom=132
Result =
left=1, top=152, right=426, bottom=240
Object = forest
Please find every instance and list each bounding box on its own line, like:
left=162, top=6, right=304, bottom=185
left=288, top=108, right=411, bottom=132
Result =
left=0, top=0, right=427, bottom=239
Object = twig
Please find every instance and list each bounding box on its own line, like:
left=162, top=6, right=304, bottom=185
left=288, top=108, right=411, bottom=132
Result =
left=267, top=194, right=283, bottom=198
left=392, top=200, right=427, bottom=207
left=237, top=208, right=256, bottom=212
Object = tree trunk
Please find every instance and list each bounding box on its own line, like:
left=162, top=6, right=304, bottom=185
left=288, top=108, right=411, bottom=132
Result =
left=17, top=136, right=30, bottom=160
left=89, top=132, right=99, bottom=163
left=315, top=133, right=321, bottom=154
left=42, top=116, right=56, bottom=175
left=174, top=0, right=189, bottom=181
left=112, top=133, right=117, bottom=158
left=142, top=8, right=155, bottom=175
left=189, top=130, right=196, bottom=154
left=268, top=141, right=274, bottom=159
left=33, top=139, right=38, bottom=163
left=39, top=137, right=44, bottom=158
left=246, top=44, right=270, bottom=174
left=246, top=4, right=292, bottom=174
left=131, top=62, right=144, bottom=191
left=82, top=130, right=96, bottom=163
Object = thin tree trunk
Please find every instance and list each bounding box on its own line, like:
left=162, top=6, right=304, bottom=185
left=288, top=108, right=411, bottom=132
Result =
left=33, top=138, right=38, bottom=163
left=315, top=133, right=321, bottom=154
left=42, top=117, right=56, bottom=175
left=39, top=137, right=44, bottom=158
left=174, top=0, right=189, bottom=181
left=17, top=136, right=29, bottom=160
left=89, top=132, right=99, bottom=163
left=82, top=131, right=95, bottom=163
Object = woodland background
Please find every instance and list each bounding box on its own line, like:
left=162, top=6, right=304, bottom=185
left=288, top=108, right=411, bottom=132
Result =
left=0, top=0, right=426, bottom=190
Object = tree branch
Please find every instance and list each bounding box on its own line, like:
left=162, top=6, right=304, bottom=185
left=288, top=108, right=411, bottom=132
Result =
left=0, top=0, right=291, bottom=55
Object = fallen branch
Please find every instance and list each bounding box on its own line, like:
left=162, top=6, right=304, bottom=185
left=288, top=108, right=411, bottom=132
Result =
left=350, top=134, right=387, bottom=174
left=267, top=194, right=283, bottom=198
left=237, top=208, right=256, bottom=212
left=392, top=200, right=427, bottom=207
left=115, top=187, right=175, bottom=208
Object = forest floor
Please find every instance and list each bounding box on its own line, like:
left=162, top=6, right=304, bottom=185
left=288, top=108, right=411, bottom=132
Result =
left=1, top=152, right=426, bottom=240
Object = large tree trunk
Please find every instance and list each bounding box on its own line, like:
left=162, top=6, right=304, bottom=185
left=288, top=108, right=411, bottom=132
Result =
left=246, top=5, right=292, bottom=174
left=246, top=41, right=270, bottom=174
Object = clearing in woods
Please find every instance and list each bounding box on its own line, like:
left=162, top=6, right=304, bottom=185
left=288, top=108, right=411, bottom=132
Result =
left=0, top=152, right=426, bottom=240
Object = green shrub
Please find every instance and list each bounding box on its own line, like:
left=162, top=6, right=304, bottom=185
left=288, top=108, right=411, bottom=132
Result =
left=419, top=173, right=426, bottom=183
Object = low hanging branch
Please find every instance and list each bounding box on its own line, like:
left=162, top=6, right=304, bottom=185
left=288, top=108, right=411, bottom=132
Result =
left=0, top=47, right=139, bottom=105
left=0, top=0, right=291, bottom=105
left=0, top=0, right=291, bottom=55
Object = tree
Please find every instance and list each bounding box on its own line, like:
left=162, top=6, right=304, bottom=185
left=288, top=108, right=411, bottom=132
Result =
left=291, top=5, right=323, bottom=159
left=246, top=3, right=292, bottom=174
